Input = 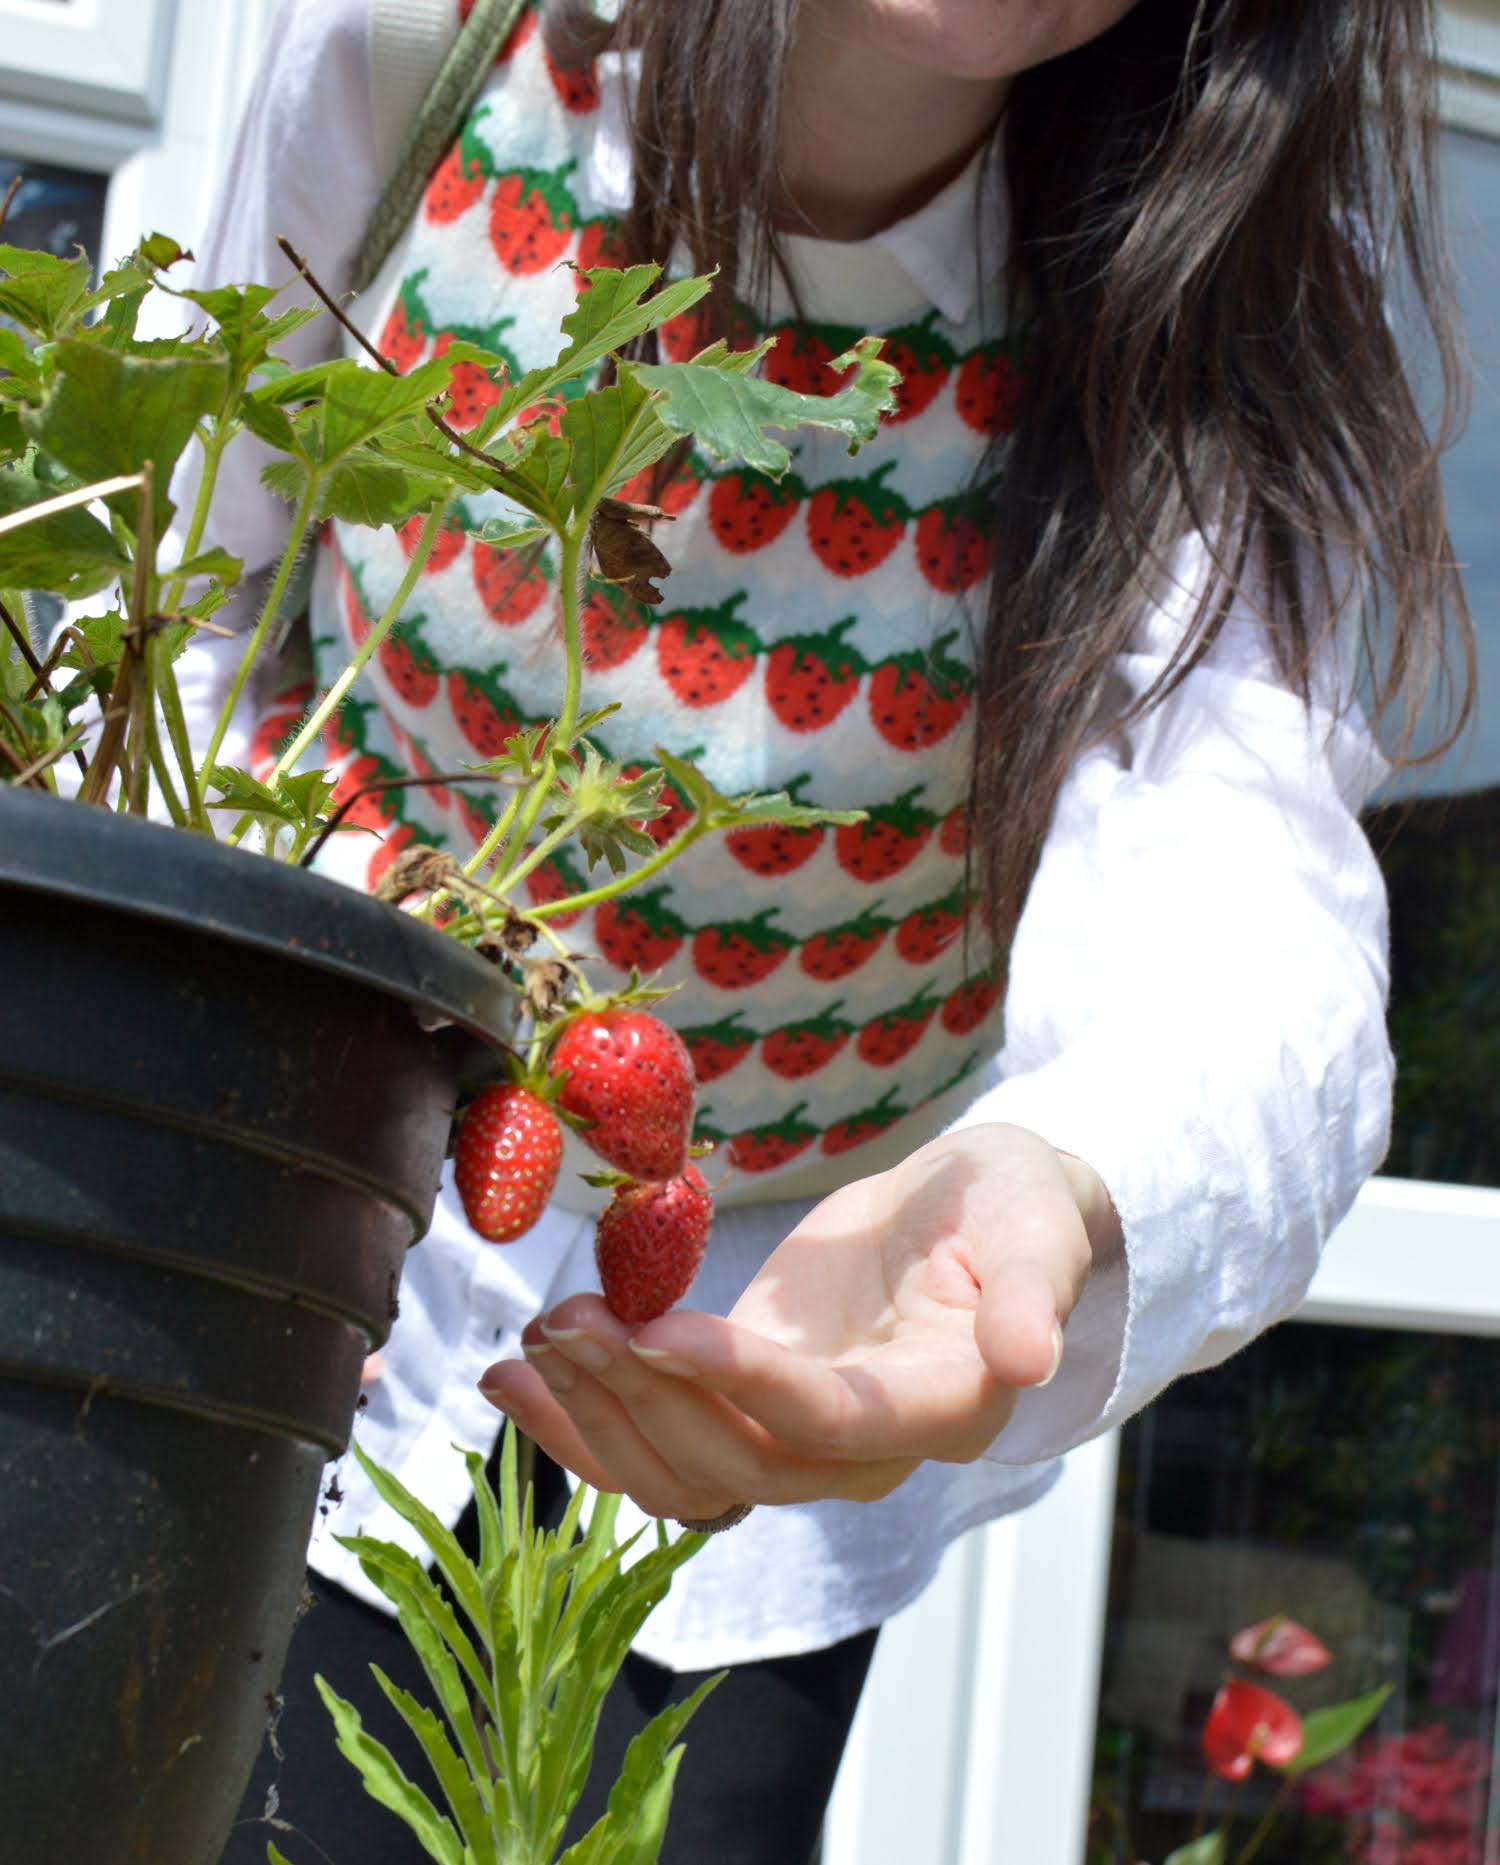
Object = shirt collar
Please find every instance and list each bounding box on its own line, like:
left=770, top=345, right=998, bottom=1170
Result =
left=591, top=51, right=1006, bottom=326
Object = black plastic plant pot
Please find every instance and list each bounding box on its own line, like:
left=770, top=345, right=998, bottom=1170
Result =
left=0, top=786, right=512, bottom=1865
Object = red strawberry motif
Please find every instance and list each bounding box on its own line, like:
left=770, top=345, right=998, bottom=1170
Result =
left=595, top=1166, right=713, bottom=1323
left=574, top=217, right=629, bottom=285
left=868, top=630, right=971, bottom=751
left=821, top=1086, right=907, bottom=1156
left=679, top=1012, right=756, bottom=1084
left=552, top=1009, right=696, bottom=1181
left=941, top=972, right=1000, bottom=1036
left=433, top=330, right=505, bottom=432
left=762, top=1002, right=854, bottom=1079
left=880, top=316, right=956, bottom=426
left=916, top=500, right=993, bottom=593
left=392, top=727, right=451, bottom=808
left=489, top=165, right=577, bottom=275
left=595, top=887, right=687, bottom=972
left=398, top=511, right=467, bottom=573
left=807, top=462, right=908, bottom=579
left=721, top=1105, right=819, bottom=1173
left=762, top=325, right=856, bottom=397
left=895, top=884, right=968, bottom=964
left=799, top=903, right=893, bottom=981
left=453, top=1083, right=563, bottom=1245
left=657, top=596, right=759, bottom=707
left=939, top=804, right=969, bottom=858
left=724, top=773, right=824, bottom=876
left=657, top=302, right=758, bottom=362
left=764, top=616, right=866, bottom=733
left=525, top=844, right=587, bottom=927
left=455, top=787, right=496, bottom=849
left=366, top=820, right=421, bottom=893
left=341, top=563, right=372, bottom=645
left=543, top=42, right=600, bottom=113
left=424, top=119, right=489, bottom=224
left=581, top=586, right=648, bottom=669
left=855, top=986, right=942, bottom=1067
left=955, top=345, right=1027, bottom=437
left=447, top=668, right=523, bottom=759
left=378, top=293, right=426, bottom=374
left=708, top=471, right=803, bottom=554
left=473, top=541, right=549, bottom=625
left=834, top=787, right=937, bottom=883
left=249, top=681, right=312, bottom=784
left=692, top=908, right=793, bottom=989
left=614, top=457, right=703, bottom=516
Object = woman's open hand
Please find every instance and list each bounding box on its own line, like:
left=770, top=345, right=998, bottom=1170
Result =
left=477, top=1123, right=1120, bottom=1521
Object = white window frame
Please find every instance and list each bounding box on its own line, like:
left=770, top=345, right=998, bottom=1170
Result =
left=0, top=0, right=179, bottom=169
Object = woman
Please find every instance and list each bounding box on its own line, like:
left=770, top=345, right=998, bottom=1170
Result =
left=212, top=0, right=1471, bottom=1858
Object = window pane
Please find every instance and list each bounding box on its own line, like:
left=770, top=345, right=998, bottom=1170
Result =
left=1088, top=1323, right=1499, bottom=1865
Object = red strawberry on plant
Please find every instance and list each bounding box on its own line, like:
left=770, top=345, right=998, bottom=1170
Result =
left=693, top=908, right=794, bottom=989
left=799, top=903, right=893, bottom=981
left=543, top=41, right=599, bottom=112
left=708, top=470, right=803, bottom=554
left=398, top=511, right=467, bottom=573
left=855, top=985, right=942, bottom=1066
left=657, top=596, right=760, bottom=707
left=880, top=315, right=956, bottom=425
left=725, top=773, right=824, bottom=876
left=679, top=1012, right=757, bottom=1084
left=915, top=499, right=993, bottom=593
left=473, top=540, right=549, bottom=625
left=955, top=344, right=1028, bottom=437
left=454, top=1082, right=564, bottom=1244
left=525, top=844, right=587, bottom=928
left=807, top=462, right=908, bottom=578
left=762, top=1002, right=854, bottom=1079
left=821, top=1086, right=908, bottom=1156
left=764, top=616, right=866, bottom=733
left=868, top=629, right=972, bottom=751
left=249, top=680, right=312, bottom=784
left=581, top=586, right=648, bottom=669
left=489, top=164, right=578, bottom=274
left=552, top=1008, right=696, bottom=1181
left=424, top=118, right=489, bottom=223
left=595, top=888, right=687, bottom=971
left=894, top=883, right=968, bottom=963
left=447, top=668, right=523, bottom=759
left=725, top=1105, right=819, bottom=1173
left=834, top=786, right=937, bottom=882
left=595, top=1166, right=714, bottom=1323
left=941, top=972, right=999, bottom=1036
left=378, top=618, right=441, bottom=708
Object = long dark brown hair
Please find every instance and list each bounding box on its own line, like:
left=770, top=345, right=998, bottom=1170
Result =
left=552, top=0, right=1474, bottom=969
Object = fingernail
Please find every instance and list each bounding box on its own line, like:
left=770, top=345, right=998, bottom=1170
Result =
left=629, top=1343, right=700, bottom=1378
left=1037, top=1322, right=1065, bottom=1388
left=542, top=1324, right=611, bottom=1372
left=540, top=1323, right=585, bottom=1341
left=531, top=1348, right=577, bottom=1392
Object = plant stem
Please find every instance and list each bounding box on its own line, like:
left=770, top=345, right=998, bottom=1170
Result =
left=161, top=413, right=231, bottom=614
left=1233, top=1778, right=1292, bottom=1865
left=152, top=630, right=213, bottom=831
left=527, top=817, right=710, bottom=921
left=203, top=478, right=319, bottom=780
left=145, top=711, right=188, bottom=826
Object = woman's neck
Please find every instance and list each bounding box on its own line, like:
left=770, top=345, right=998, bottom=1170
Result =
left=778, top=7, right=1009, bottom=242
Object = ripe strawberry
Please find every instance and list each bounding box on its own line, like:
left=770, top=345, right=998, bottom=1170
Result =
left=915, top=501, right=993, bottom=593
left=856, top=986, right=941, bottom=1066
left=378, top=619, right=440, bottom=708
left=941, top=972, right=1000, bottom=1036
left=582, top=586, right=648, bottom=669
left=868, top=629, right=971, bottom=750
left=880, top=316, right=956, bottom=426
left=723, top=1105, right=819, bottom=1173
left=595, top=1166, right=713, bottom=1323
left=693, top=909, right=793, bottom=989
left=762, top=324, right=856, bottom=397
left=489, top=166, right=577, bottom=274
left=799, top=903, right=893, bottom=981
left=595, top=888, right=687, bottom=972
left=834, top=787, right=937, bottom=883
left=447, top=668, right=523, bottom=758
left=806, top=463, right=907, bottom=578
left=656, top=597, right=759, bottom=707
left=424, top=120, right=488, bottom=224
left=762, top=1002, right=853, bottom=1079
left=679, top=1012, right=756, bottom=1084
left=473, top=541, right=549, bottom=624
left=524, top=844, right=587, bottom=927
left=708, top=471, right=803, bottom=554
left=543, top=41, right=599, bottom=113
left=821, top=1086, right=907, bottom=1156
left=955, top=345, right=1027, bottom=437
left=249, top=681, right=312, bottom=784
left=895, top=884, right=968, bottom=964
left=552, top=1009, right=696, bottom=1181
left=939, top=804, right=969, bottom=858
left=454, top=1083, right=563, bottom=1244
left=398, top=511, right=467, bottom=573
left=378, top=292, right=426, bottom=374
left=764, top=616, right=866, bottom=733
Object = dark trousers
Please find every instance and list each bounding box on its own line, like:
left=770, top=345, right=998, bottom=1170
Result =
left=220, top=1451, right=877, bottom=1865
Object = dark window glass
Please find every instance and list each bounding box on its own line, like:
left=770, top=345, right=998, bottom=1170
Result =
left=0, top=156, right=108, bottom=274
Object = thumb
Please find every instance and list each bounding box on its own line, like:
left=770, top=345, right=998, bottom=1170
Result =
left=973, top=1256, right=1067, bottom=1391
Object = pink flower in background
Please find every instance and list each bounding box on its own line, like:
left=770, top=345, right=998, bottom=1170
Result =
left=1201, top=1679, right=1304, bottom=1779
left=1229, top=1615, right=1333, bottom=1676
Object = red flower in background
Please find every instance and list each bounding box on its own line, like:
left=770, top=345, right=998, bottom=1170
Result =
left=1201, top=1680, right=1304, bottom=1780
left=1229, top=1615, right=1333, bottom=1676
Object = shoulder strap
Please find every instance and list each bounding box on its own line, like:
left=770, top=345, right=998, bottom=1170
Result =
left=351, top=0, right=531, bottom=297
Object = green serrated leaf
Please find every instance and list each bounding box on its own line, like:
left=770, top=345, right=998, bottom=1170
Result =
left=261, top=456, right=312, bottom=507
left=1279, top=1685, right=1393, bottom=1777
left=476, top=519, right=549, bottom=551
left=369, top=1665, right=498, bottom=1865
left=313, top=1676, right=466, bottom=1865
left=316, top=355, right=453, bottom=464
left=316, top=449, right=445, bottom=528
left=629, top=335, right=899, bottom=477
left=562, top=375, right=653, bottom=518
left=0, top=244, right=92, bottom=340
left=203, top=763, right=305, bottom=828
left=348, top=1440, right=489, bottom=1638
left=170, top=544, right=242, bottom=585
left=0, top=471, right=128, bottom=598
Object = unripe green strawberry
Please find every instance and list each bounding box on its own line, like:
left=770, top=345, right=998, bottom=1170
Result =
left=453, top=1085, right=563, bottom=1244
left=595, top=1167, right=713, bottom=1323
left=552, top=1010, right=695, bottom=1181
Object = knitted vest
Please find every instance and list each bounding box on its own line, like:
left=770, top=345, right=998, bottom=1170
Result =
left=296, top=1, right=1027, bottom=1209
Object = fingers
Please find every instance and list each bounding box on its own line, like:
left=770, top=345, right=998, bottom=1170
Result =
left=475, top=1356, right=624, bottom=1496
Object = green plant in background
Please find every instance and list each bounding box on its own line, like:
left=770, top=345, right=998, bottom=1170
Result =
left=265, top=1426, right=717, bottom=1865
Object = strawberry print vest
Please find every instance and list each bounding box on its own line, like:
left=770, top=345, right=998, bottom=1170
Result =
left=289, top=2, right=1028, bottom=1209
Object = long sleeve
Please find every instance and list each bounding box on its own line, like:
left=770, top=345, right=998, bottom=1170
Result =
left=952, top=533, right=1394, bottom=1465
